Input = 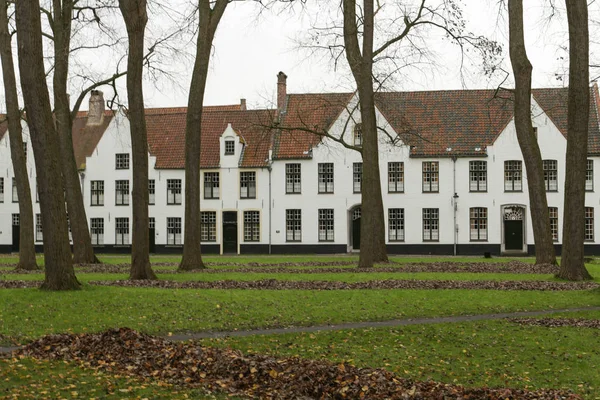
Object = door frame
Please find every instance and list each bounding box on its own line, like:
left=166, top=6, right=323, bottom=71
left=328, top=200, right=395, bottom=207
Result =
left=501, top=204, right=527, bottom=254
left=221, top=210, right=239, bottom=255
left=12, top=213, right=20, bottom=253
left=347, top=204, right=361, bottom=252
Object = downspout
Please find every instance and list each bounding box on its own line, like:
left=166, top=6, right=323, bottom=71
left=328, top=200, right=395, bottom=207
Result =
left=268, top=149, right=273, bottom=255
left=452, top=156, right=458, bottom=256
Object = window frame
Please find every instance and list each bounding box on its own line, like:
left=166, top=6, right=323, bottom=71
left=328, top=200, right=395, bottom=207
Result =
left=148, top=179, right=155, bottom=205
left=318, top=209, right=334, bottom=242
left=0, top=177, right=4, bottom=203
left=586, top=159, right=594, bottom=192
left=353, top=162, right=362, bottom=194
left=115, top=217, right=129, bottom=246
left=549, top=207, right=559, bottom=242
left=200, top=211, right=217, bottom=242
left=90, top=217, right=104, bottom=245
left=422, top=161, right=439, bottom=193
left=166, top=217, right=182, bottom=246
left=224, top=140, right=235, bottom=155
left=353, top=123, right=362, bottom=146
left=504, top=160, right=523, bottom=192
left=543, top=159, right=558, bottom=192
left=318, top=163, right=334, bottom=194
left=240, top=171, right=257, bottom=199
left=585, top=207, right=594, bottom=242
left=243, top=211, right=260, bottom=242
left=12, top=177, right=18, bottom=203
left=90, top=180, right=104, bottom=206
left=204, top=172, right=220, bottom=200
left=115, top=180, right=129, bottom=206
left=422, top=208, right=439, bottom=242
left=388, top=162, right=404, bottom=193
left=35, top=213, right=43, bottom=242
left=286, top=209, right=302, bottom=242
left=285, top=163, right=301, bottom=194
left=469, top=207, right=488, bottom=242
left=166, top=179, right=182, bottom=205
left=388, top=208, right=405, bottom=242
left=469, top=160, right=487, bottom=192
left=115, top=153, right=130, bottom=170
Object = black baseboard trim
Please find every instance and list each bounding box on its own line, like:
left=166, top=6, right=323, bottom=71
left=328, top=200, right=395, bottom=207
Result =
left=270, top=244, right=348, bottom=254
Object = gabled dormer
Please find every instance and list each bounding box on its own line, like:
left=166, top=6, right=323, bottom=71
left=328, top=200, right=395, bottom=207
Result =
left=220, top=123, right=244, bottom=168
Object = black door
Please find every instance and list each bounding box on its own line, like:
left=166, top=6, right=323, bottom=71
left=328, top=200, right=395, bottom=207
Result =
left=12, top=214, right=19, bottom=252
left=148, top=228, right=156, bottom=253
left=352, top=217, right=361, bottom=250
left=222, top=211, right=238, bottom=254
left=504, top=220, right=523, bottom=250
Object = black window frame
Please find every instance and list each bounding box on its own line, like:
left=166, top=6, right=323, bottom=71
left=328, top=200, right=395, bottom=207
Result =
left=585, top=207, right=594, bottom=242
left=90, top=180, right=104, bottom=206
left=115, top=153, right=130, bottom=169
left=286, top=209, right=302, bottom=242
left=204, top=172, right=220, bottom=199
left=115, top=217, right=129, bottom=245
left=166, top=217, right=182, bottom=246
left=388, top=162, right=404, bottom=193
left=115, top=180, right=129, bottom=206
left=0, top=177, right=4, bottom=203
left=422, top=208, right=439, bottom=242
left=353, top=162, right=362, bottom=194
left=167, top=179, right=182, bottom=205
left=12, top=177, right=18, bottom=203
left=285, top=163, right=301, bottom=194
left=469, top=160, right=487, bottom=192
left=148, top=179, right=155, bottom=205
left=422, top=161, right=439, bottom=193
left=543, top=159, right=558, bottom=192
left=35, top=213, right=43, bottom=242
left=90, top=217, right=104, bottom=245
left=549, top=207, right=559, bottom=242
left=504, top=160, right=523, bottom=192
left=244, top=211, right=260, bottom=242
left=318, top=163, right=334, bottom=194
left=353, top=123, right=362, bottom=146
left=318, top=209, right=334, bottom=242
left=586, top=159, right=594, bottom=192
left=200, top=211, right=217, bottom=242
left=240, top=171, right=256, bottom=199
left=388, top=208, right=405, bottom=242
left=469, top=207, right=488, bottom=242
left=224, top=140, right=235, bottom=155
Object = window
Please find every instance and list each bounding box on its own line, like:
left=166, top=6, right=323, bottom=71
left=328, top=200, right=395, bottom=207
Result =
left=586, top=207, right=594, bottom=241
left=204, top=172, right=220, bottom=199
left=244, top=211, right=260, bottom=242
left=286, top=164, right=301, bottom=194
left=504, top=160, right=522, bottom=191
left=353, top=123, right=362, bottom=146
left=353, top=162, right=362, bottom=193
left=318, top=209, right=334, bottom=241
left=549, top=207, right=558, bottom=242
left=543, top=160, right=558, bottom=191
left=148, top=180, right=155, bottom=205
left=149, top=217, right=155, bottom=230
left=90, top=218, right=104, bottom=245
left=423, top=208, right=439, bottom=241
left=286, top=209, right=302, bottom=241
left=422, top=162, right=439, bottom=193
left=35, top=214, right=42, bottom=242
left=0, top=177, right=3, bottom=203
left=201, top=211, right=216, bottom=242
left=115, top=180, right=129, bottom=205
left=469, top=161, right=487, bottom=192
left=22, top=142, right=27, bottom=161
left=469, top=207, right=487, bottom=241
left=115, top=153, right=129, bottom=169
left=388, top=162, right=404, bottom=193
left=318, top=163, right=334, bottom=194
left=115, top=217, right=129, bottom=245
left=388, top=208, right=405, bottom=242
left=167, top=217, right=182, bottom=245
left=167, top=179, right=182, bottom=205
left=586, top=159, right=594, bottom=191
left=90, top=181, right=104, bottom=206
left=12, top=178, right=18, bottom=202
left=12, top=214, right=19, bottom=226
left=240, top=171, right=256, bottom=199
left=225, top=140, right=235, bottom=155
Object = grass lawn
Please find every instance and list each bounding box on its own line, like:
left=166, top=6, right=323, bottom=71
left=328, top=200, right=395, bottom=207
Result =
left=1, top=254, right=600, bottom=398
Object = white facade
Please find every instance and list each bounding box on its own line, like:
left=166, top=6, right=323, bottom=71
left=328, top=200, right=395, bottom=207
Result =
left=1, top=94, right=598, bottom=255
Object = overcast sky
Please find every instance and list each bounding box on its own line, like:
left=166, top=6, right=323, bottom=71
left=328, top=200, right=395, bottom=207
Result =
left=138, top=0, right=580, bottom=109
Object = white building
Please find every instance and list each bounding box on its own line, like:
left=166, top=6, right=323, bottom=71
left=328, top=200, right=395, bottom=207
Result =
left=1, top=75, right=600, bottom=256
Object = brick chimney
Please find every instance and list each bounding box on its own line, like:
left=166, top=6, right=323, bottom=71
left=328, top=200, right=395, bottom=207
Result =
left=277, top=71, right=287, bottom=114
left=240, top=98, right=247, bottom=111
left=87, top=90, right=105, bottom=126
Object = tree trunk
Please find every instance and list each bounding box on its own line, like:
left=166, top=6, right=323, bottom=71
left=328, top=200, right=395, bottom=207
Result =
left=15, top=0, right=79, bottom=290
left=52, top=0, right=99, bottom=265
left=179, top=0, right=228, bottom=271
left=343, top=0, right=388, bottom=268
left=0, top=0, right=38, bottom=271
left=558, top=0, right=593, bottom=280
left=507, top=0, right=557, bottom=266
left=118, top=0, right=156, bottom=280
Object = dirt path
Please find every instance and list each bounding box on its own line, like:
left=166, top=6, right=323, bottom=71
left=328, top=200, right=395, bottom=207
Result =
left=3, top=305, right=597, bottom=354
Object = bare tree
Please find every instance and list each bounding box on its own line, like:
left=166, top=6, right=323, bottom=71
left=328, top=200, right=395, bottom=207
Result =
left=558, top=0, right=593, bottom=280
left=0, top=1, right=38, bottom=271
left=119, top=0, right=156, bottom=280
left=179, top=0, right=228, bottom=271
left=507, top=0, right=557, bottom=265
left=15, top=0, right=79, bottom=290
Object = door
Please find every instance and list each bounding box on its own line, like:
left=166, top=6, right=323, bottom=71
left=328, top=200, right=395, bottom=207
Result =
left=352, top=207, right=361, bottom=250
left=504, top=220, right=523, bottom=250
left=11, top=214, right=19, bottom=252
left=222, top=211, right=238, bottom=254
left=148, top=218, right=155, bottom=253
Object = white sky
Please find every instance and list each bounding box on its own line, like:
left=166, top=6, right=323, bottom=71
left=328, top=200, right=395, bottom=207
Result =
left=139, top=0, right=579, bottom=109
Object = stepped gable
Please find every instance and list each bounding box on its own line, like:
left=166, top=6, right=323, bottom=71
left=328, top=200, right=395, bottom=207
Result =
left=375, top=89, right=515, bottom=157
left=532, top=86, right=600, bottom=155
left=146, top=106, right=274, bottom=169
left=71, top=110, right=114, bottom=169
left=274, top=92, right=354, bottom=159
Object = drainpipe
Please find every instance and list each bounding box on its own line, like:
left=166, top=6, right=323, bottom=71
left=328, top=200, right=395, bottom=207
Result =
left=268, top=154, right=273, bottom=255
left=452, top=156, right=458, bottom=256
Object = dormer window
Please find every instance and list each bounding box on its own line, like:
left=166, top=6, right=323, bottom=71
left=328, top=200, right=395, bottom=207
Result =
left=225, top=140, right=235, bottom=155
left=353, top=123, right=362, bottom=146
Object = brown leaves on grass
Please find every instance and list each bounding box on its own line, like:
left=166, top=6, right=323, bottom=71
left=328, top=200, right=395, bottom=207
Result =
left=89, top=279, right=599, bottom=291
left=16, top=328, right=580, bottom=399
left=510, top=318, right=600, bottom=329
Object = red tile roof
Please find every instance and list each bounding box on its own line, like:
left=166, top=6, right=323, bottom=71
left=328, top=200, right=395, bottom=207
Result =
left=72, top=111, right=115, bottom=169
left=275, top=93, right=354, bottom=159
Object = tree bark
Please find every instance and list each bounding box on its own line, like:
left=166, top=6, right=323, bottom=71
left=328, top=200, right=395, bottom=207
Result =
left=179, top=0, right=228, bottom=271
left=343, top=0, right=388, bottom=268
left=558, top=0, right=593, bottom=280
left=15, top=0, right=79, bottom=290
left=118, top=0, right=156, bottom=280
left=507, top=0, right=557, bottom=266
left=52, top=0, right=99, bottom=265
left=0, top=0, right=38, bottom=271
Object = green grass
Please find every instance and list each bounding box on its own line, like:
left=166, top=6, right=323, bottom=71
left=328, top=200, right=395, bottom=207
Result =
left=199, top=320, right=600, bottom=398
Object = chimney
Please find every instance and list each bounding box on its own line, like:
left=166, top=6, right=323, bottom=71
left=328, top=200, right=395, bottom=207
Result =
left=240, top=98, right=247, bottom=111
left=277, top=71, right=287, bottom=114
left=87, top=90, right=105, bottom=126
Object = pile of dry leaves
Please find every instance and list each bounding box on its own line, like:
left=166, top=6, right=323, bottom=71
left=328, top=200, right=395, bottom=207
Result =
left=510, top=317, right=600, bottom=329
left=89, top=278, right=599, bottom=291
left=15, top=328, right=580, bottom=399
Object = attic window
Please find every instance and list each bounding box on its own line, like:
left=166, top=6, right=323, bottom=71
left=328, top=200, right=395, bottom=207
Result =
left=225, top=140, right=235, bottom=155
left=353, top=123, right=362, bottom=146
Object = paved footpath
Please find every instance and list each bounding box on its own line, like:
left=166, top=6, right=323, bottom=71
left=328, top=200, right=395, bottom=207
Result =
left=3, top=305, right=600, bottom=354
